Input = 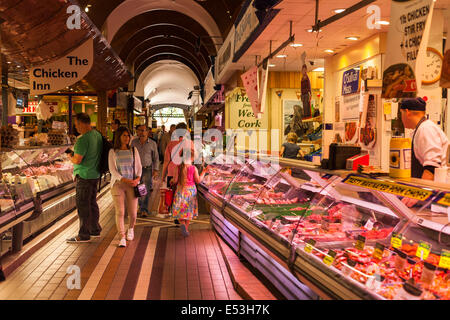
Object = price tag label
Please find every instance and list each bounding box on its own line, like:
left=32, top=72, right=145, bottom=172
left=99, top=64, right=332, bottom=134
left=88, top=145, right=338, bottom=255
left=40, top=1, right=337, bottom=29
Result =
left=266, top=176, right=281, bottom=189
left=304, top=239, right=316, bottom=253
left=391, top=232, right=402, bottom=249
left=373, top=242, right=385, bottom=260
left=438, top=249, right=450, bottom=269
left=355, top=235, right=366, bottom=251
left=437, top=193, right=450, bottom=207
left=323, top=250, right=337, bottom=266
left=364, top=218, right=374, bottom=231
left=415, top=241, right=431, bottom=260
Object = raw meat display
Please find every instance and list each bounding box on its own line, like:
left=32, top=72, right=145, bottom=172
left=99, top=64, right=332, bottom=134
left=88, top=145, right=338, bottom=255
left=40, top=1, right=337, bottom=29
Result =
left=308, top=243, right=449, bottom=300
left=201, top=155, right=450, bottom=300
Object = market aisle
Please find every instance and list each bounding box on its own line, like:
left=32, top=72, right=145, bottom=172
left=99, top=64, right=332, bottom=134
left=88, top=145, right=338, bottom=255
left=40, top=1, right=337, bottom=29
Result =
left=0, top=193, right=242, bottom=300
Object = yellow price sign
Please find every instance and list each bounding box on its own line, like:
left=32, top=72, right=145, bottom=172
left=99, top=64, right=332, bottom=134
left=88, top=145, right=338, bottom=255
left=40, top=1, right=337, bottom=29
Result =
left=415, top=241, right=431, bottom=260
left=437, top=193, right=450, bottom=207
left=373, top=242, right=385, bottom=260
left=342, top=175, right=433, bottom=201
left=438, top=249, right=450, bottom=269
left=304, top=239, right=316, bottom=254
left=391, top=232, right=402, bottom=249
left=323, top=250, right=336, bottom=266
left=355, top=235, right=366, bottom=251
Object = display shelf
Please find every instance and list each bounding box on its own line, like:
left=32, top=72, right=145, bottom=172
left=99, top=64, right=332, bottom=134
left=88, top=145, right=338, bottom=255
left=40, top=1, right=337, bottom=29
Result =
left=199, top=153, right=450, bottom=300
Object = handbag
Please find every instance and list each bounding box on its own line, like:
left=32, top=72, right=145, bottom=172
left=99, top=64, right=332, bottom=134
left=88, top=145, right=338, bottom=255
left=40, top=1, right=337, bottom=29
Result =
left=132, top=148, right=148, bottom=198
left=165, top=188, right=174, bottom=207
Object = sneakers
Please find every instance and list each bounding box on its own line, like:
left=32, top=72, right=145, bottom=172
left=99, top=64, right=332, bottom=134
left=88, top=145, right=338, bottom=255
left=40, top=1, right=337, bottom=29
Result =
left=118, top=238, right=126, bottom=247
left=126, top=228, right=134, bottom=241
left=66, top=236, right=90, bottom=243
left=90, top=233, right=101, bottom=238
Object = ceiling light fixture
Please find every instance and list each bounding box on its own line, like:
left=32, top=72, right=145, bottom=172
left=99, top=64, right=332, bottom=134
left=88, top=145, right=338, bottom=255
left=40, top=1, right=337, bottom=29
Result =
left=85, top=7, right=89, bottom=12
left=276, top=54, right=287, bottom=58
left=324, top=49, right=334, bottom=53
left=375, top=20, right=390, bottom=25
left=313, top=67, right=324, bottom=72
left=307, top=28, right=322, bottom=33
left=345, top=36, right=359, bottom=41
left=290, top=43, right=303, bottom=47
left=334, top=9, right=346, bottom=14
left=268, top=64, right=276, bottom=67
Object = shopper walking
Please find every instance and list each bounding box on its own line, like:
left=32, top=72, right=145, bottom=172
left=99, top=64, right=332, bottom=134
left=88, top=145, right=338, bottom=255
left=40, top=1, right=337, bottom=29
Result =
left=67, top=113, right=103, bottom=243
left=109, top=126, right=142, bottom=247
left=162, top=123, right=193, bottom=221
left=131, top=125, right=159, bottom=217
left=159, top=124, right=175, bottom=162
left=170, top=148, right=208, bottom=236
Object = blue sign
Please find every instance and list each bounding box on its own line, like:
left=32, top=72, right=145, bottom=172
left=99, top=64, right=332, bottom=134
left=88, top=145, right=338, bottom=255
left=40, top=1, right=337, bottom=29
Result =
left=342, top=68, right=361, bottom=95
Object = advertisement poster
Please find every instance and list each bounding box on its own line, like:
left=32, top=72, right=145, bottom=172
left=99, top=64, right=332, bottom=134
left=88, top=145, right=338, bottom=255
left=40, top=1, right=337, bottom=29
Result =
left=341, top=94, right=360, bottom=121
left=335, top=97, right=340, bottom=122
left=382, top=0, right=435, bottom=98
left=344, top=122, right=359, bottom=144
left=360, top=94, right=377, bottom=149
left=342, top=68, right=361, bottom=96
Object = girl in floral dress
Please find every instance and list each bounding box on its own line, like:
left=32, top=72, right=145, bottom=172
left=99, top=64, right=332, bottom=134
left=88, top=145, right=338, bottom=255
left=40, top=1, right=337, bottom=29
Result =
left=170, top=149, right=208, bottom=236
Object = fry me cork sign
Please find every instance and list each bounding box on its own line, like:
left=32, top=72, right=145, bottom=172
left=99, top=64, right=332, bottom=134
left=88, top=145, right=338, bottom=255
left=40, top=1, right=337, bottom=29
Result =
left=228, top=88, right=268, bottom=129
left=342, top=175, right=434, bottom=201
left=30, top=39, right=93, bottom=95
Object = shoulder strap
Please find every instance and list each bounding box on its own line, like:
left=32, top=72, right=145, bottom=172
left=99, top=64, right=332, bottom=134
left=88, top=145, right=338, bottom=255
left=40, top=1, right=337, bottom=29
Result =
left=132, top=147, right=136, bottom=179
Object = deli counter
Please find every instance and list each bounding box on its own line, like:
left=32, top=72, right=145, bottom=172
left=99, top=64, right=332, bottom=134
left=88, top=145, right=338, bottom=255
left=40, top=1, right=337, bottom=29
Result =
left=0, top=145, right=110, bottom=255
left=198, top=154, right=450, bottom=300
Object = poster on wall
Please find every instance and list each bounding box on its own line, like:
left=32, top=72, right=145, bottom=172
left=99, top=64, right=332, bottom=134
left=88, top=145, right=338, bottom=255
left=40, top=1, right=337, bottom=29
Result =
left=282, top=100, right=309, bottom=140
left=344, top=122, right=359, bottom=144
left=382, top=0, right=435, bottom=99
left=341, top=94, right=360, bottom=121
left=335, top=97, right=340, bottom=122
left=359, top=94, right=377, bottom=149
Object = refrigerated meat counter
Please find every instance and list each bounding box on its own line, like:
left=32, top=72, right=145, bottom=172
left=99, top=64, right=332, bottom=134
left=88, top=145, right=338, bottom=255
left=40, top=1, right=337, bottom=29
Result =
left=198, top=154, right=450, bottom=300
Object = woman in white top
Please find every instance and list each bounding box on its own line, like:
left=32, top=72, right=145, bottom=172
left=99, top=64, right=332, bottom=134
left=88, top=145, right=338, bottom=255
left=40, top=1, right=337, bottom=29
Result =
left=108, top=126, right=142, bottom=247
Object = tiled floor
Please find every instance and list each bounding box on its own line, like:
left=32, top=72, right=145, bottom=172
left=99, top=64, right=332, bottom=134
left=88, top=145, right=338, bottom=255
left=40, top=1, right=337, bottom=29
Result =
left=0, top=192, right=243, bottom=300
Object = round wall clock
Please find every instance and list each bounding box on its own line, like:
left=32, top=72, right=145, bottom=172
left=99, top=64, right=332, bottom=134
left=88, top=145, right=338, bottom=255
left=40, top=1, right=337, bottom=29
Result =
left=422, top=47, right=443, bottom=85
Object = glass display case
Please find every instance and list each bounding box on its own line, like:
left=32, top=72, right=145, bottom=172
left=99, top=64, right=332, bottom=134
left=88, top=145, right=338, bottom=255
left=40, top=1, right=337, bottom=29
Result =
left=0, top=145, right=73, bottom=220
left=199, top=155, right=450, bottom=300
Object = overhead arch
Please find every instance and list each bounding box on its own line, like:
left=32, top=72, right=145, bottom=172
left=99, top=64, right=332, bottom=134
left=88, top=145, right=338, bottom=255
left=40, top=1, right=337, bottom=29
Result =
left=151, top=104, right=192, bottom=111
left=123, top=35, right=210, bottom=67
left=103, top=0, right=222, bottom=48
left=133, top=45, right=209, bottom=75
left=135, top=60, right=199, bottom=98
left=135, top=54, right=205, bottom=85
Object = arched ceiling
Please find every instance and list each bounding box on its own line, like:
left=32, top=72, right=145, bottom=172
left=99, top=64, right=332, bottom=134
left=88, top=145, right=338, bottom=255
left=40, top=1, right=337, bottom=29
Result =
left=78, top=0, right=246, bottom=93
left=135, top=60, right=200, bottom=106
